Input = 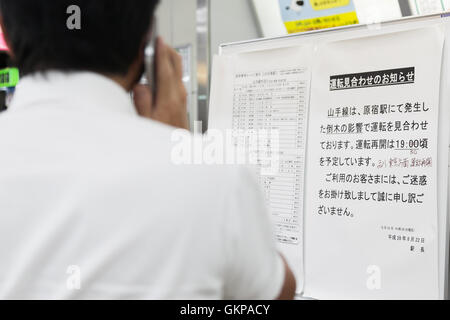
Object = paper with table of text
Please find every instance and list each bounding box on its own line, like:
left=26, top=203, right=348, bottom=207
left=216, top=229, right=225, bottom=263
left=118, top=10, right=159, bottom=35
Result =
left=209, top=46, right=313, bottom=293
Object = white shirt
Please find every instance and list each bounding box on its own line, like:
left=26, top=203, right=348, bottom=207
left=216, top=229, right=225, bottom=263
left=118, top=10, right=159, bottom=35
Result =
left=0, top=72, right=284, bottom=300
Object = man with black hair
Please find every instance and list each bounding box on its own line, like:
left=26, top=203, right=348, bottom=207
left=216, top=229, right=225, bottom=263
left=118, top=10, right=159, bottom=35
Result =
left=0, top=0, right=295, bottom=299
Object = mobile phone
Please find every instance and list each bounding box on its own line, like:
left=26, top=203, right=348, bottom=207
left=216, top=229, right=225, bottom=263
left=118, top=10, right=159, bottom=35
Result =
left=140, top=18, right=158, bottom=97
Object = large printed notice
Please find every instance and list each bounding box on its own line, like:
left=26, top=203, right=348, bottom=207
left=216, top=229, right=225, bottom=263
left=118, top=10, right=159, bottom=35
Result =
left=303, top=27, right=444, bottom=299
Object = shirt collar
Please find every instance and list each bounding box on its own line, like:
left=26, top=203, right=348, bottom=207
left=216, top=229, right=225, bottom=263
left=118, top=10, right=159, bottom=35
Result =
left=10, top=71, right=138, bottom=117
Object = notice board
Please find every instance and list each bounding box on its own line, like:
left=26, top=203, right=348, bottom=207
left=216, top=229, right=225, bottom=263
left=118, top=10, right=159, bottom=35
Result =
left=209, top=13, right=450, bottom=299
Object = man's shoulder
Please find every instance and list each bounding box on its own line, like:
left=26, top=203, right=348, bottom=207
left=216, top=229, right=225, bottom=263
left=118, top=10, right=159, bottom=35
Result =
left=117, top=115, right=177, bottom=140
left=106, top=116, right=252, bottom=184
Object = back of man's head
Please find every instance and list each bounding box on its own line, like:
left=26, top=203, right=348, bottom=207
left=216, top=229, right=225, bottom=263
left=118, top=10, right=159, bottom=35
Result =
left=0, top=0, right=158, bottom=76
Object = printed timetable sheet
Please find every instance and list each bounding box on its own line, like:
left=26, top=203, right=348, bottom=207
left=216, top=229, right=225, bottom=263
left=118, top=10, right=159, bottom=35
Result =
left=232, top=67, right=309, bottom=246
left=209, top=46, right=312, bottom=291
left=209, top=26, right=445, bottom=299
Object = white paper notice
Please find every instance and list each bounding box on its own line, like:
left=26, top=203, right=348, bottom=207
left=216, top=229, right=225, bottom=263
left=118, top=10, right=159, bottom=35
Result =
left=303, top=27, right=444, bottom=299
left=209, top=46, right=313, bottom=292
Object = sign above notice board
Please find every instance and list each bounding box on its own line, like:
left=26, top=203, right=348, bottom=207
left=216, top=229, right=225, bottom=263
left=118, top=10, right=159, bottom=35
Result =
left=279, top=0, right=359, bottom=33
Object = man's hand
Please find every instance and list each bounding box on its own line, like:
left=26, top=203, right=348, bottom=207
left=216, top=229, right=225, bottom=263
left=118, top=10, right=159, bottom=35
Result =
left=133, top=38, right=189, bottom=130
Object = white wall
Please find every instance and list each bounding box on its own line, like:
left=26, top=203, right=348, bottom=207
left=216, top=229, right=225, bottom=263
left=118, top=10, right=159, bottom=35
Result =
left=210, top=0, right=261, bottom=55
left=156, top=0, right=197, bottom=48
left=251, top=0, right=286, bottom=37
left=156, top=0, right=261, bottom=125
left=157, top=0, right=261, bottom=64
left=155, top=0, right=198, bottom=126
left=354, top=0, right=402, bottom=23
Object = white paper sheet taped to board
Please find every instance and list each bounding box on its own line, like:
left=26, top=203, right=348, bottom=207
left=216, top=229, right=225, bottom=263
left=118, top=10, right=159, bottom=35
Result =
left=209, top=46, right=313, bottom=293
left=303, top=26, right=444, bottom=299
